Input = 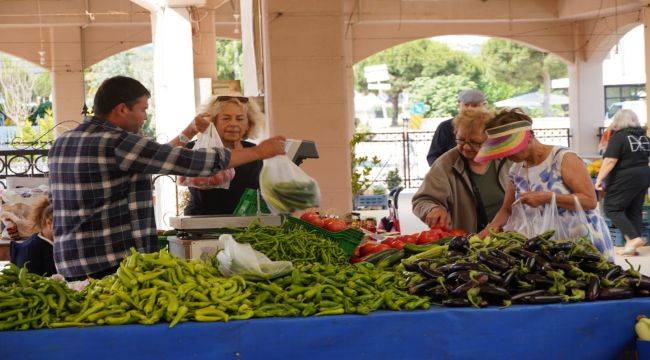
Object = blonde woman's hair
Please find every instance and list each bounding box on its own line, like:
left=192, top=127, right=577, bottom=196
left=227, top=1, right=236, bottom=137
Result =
left=30, top=198, right=52, bottom=232
left=198, top=94, right=265, bottom=139
left=452, top=107, right=494, bottom=133
left=610, top=109, right=641, bottom=131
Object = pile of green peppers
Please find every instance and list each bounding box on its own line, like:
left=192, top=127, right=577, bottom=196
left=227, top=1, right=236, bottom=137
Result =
left=0, top=248, right=429, bottom=331
left=252, top=262, right=429, bottom=317
left=402, top=230, right=650, bottom=307
left=230, top=222, right=349, bottom=265
left=0, top=265, right=84, bottom=330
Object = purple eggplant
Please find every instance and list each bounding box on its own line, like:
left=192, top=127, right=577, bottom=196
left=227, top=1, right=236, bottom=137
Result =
left=480, top=284, right=510, bottom=299
left=478, top=252, right=510, bottom=272
left=524, top=274, right=554, bottom=287
left=605, top=266, right=622, bottom=281
left=408, top=279, right=438, bottom=295
left=443, top=298, right=471, bottom=307
left=511, top=290, right=545, bottom=303
left=587, top=277, right=600, bottom=301
left=598, top=287, right=634, bottom=300
left=451, top=280, right=479, bottom=297
left=489, top=249, right=517, bottom=266
left=448, top=236, right=469, bottom=253
left=524, top=295, right=565, bottom=304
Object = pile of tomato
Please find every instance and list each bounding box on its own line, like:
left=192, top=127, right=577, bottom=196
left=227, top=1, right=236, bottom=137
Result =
left=353, top=226, right=467, bottom=257
left=299, top=212, right=347, bottom=232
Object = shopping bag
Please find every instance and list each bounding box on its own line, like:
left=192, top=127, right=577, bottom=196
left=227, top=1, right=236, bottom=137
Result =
left=561, top=195, right=614, bottom=261
left=215, top=234, right=293, bottom=281
left=502, top=200, right=539, bottom=238
left=178, top=123, right=236, bottom=189
left=259, top=155, right=320, bottom=213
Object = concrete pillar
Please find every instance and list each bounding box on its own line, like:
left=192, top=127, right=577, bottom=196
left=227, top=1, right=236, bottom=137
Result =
left=193, top=9, right=217, bottom=80
left=262, top=0, right=353, bottom=215
left=568, top=58, right=604, bottom=157
left=643, top=7, right=650, bottom=134
left=150, top=6, right=197, bottom=226
left=50, top=26, right=85, bottom=135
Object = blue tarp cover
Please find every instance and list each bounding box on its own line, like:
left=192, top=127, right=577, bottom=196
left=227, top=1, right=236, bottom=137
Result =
left=2, top=298, right=650, bottom=360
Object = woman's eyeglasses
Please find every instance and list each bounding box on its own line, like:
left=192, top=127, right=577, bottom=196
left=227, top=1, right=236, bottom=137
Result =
left=455, top=138, right=483, bottom=149
left=216, top=95, right=249, bottom=103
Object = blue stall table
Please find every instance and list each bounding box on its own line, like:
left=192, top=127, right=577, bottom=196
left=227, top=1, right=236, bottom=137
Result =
left=2, top=298, right=650, bottom=360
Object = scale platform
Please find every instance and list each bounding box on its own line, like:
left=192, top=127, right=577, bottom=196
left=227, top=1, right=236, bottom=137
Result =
left=169, top=214, right=283, bottom=233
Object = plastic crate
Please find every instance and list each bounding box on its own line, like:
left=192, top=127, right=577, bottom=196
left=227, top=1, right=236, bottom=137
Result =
left=609, top=227, right=625, bottom=247
left=354, top=195, right=388, bottom=210
left=285, top=216, right=363, bottom=256
left=233, top=188, right=271, bottom=216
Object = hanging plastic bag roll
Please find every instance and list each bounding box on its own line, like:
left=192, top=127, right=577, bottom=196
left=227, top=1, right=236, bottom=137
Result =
left=259, top=154, right=321, bottom=213
left=178, top=122, right=236, bottom=189
left=216, top=234, right=293, bottom=281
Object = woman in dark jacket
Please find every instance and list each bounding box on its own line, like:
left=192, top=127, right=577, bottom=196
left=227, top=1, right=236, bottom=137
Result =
left=595, top=109, right=650, bottom=255
left=183, top=95, right=265, bottom=215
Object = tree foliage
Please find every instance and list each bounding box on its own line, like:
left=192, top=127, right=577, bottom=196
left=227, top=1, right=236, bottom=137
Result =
left=0, top=54, right=42, bottom=125
left=354, top=40, right=482, bottom=125
left=408, top=75, right=477, bottom=118
left=216, top=39, right=243, bottom=80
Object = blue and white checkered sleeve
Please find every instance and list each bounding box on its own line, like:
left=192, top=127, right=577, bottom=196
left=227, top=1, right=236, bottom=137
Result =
left=114, top=133, right=231, bottom=176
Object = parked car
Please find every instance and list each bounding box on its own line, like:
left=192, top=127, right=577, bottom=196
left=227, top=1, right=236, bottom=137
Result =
left=605, top=100, right=647, bottom=126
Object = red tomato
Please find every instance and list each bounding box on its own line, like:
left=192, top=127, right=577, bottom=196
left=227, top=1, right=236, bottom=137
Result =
left=449, top=229, right=467, bottom=236
left=301, top=212, right=320, bottom=223
left=417, top=231, right=431, bottom=244
left=360, top=243, right=380, bottom=256
left=324, top=219, right=346, bottom=232
left=389, top=240, right=405, bottom=250
left=352, top=245, right=361, bottom=258
left=350, top=255, right=363, bottom=263
left=374, top=244, right=392, bottom=252
left=401, top=235, right=417, bottom=244
left=310, top=218, right=324, bottom=228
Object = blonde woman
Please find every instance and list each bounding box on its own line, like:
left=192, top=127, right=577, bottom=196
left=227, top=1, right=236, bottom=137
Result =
left=184, top=94, right=266, bottom=215
left=412, top=107, right=511, bottom=233
left=595, top=109, right=650, bottom=255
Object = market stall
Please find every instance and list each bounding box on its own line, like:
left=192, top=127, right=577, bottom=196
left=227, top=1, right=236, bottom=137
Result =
left=1, top=299, right=648, bottom=360
left=2, top=217, right=650, bottom=359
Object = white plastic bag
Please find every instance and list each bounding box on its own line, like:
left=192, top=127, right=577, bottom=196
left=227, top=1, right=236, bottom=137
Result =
left=502, top=200, right=537, bottom=237
left=259, top=155, right=320, bottom=213
left=178, top=123, right=236, bottom=189
left=504, top=193, right=614, bottom=260
left=216, top=234, right=293, bottom=281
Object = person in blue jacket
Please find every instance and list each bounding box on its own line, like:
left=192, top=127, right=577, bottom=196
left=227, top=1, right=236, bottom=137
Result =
left=10, top=198, right=56, bottom=276
left=426, top=89, right=488, bottom=166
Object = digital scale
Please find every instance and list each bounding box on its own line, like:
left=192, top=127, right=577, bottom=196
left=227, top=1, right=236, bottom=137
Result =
left=167, top=139, right=319, bottom=260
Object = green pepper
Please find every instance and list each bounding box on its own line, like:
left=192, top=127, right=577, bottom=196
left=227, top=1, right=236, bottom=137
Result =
left=316, top=307, right=344, bottom=316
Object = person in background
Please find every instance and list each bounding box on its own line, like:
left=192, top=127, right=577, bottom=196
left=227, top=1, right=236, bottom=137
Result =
left=413, top=107, right=510, bottom=233
left=10, top=198, right=56, bottom=276
left=480, top=109, right=613, bottom=258
left=184, top=94, right=265, bottom=215
left=48, top=76, right=286, bottom=281
left=426, top=89, right=487, bottom=166
left=595, top=109, right=650, bottom=255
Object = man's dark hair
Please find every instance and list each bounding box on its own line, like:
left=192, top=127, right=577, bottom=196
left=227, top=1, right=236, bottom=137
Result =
left=92, top=76, right=151, bottom=117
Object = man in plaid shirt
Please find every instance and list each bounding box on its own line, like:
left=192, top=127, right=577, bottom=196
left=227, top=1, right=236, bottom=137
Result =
left=49, top=76, right=285, bottom=280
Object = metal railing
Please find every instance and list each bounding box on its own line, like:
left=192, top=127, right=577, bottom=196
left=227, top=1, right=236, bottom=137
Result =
left=354, top=128, right=572, bottom=189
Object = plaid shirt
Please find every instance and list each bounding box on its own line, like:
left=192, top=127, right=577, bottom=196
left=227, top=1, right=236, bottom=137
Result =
left=49, top=117, right=231, bottom=279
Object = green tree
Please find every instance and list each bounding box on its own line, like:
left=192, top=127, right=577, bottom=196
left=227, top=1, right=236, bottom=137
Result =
left=216, top=39, right=243, bottom=80
left=385, top=168, right=402, bottom=190
left=84, top=45, right=155, bottom=137
left=33, top=72, right=51, bottom=99
left=408, top=75, right=477, bottom=118
left=354, top=40, right=482, bottom=126
left=481, top=39, right=567, bottom=116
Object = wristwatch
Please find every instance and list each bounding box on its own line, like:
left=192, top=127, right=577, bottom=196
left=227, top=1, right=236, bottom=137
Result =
left=179, top=133, right=190, bottom=144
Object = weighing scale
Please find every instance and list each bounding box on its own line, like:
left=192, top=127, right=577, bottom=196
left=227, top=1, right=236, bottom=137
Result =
left=167, top=139, right=319, bottom=260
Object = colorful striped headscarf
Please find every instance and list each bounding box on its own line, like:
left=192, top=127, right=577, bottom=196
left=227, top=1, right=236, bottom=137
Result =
left=474, top=121, right=532, bottom=163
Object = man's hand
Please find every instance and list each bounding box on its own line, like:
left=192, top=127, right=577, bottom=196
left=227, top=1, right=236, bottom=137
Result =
left=193, top=112, right=212, bottom=134
left=254, top=136, right=286, bottom=159
left=519, top=191, right=551, bottom=208
left=425, top=207, right=450, bottom=228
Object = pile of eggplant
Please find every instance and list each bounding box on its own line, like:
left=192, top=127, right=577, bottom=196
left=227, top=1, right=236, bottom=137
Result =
left=402, top=230, right=649, bottom=307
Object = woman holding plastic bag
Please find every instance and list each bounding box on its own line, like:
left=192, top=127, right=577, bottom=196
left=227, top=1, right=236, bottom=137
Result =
left=478, top=108, right=614, bottom=260
left=180, top=94, right=266, bottom=215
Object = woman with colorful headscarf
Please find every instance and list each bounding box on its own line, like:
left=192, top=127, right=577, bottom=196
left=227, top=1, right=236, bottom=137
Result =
left=478, top=108, right=613, bottom=259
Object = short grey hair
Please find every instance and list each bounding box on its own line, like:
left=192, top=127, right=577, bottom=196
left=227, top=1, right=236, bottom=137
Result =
left=610, top=109, right=641, bottom=131
left=198, top=95, right=265, bottom=139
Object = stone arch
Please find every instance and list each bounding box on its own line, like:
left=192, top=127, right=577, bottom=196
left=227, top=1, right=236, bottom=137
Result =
left=352, top=21, right=577, bottom=64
